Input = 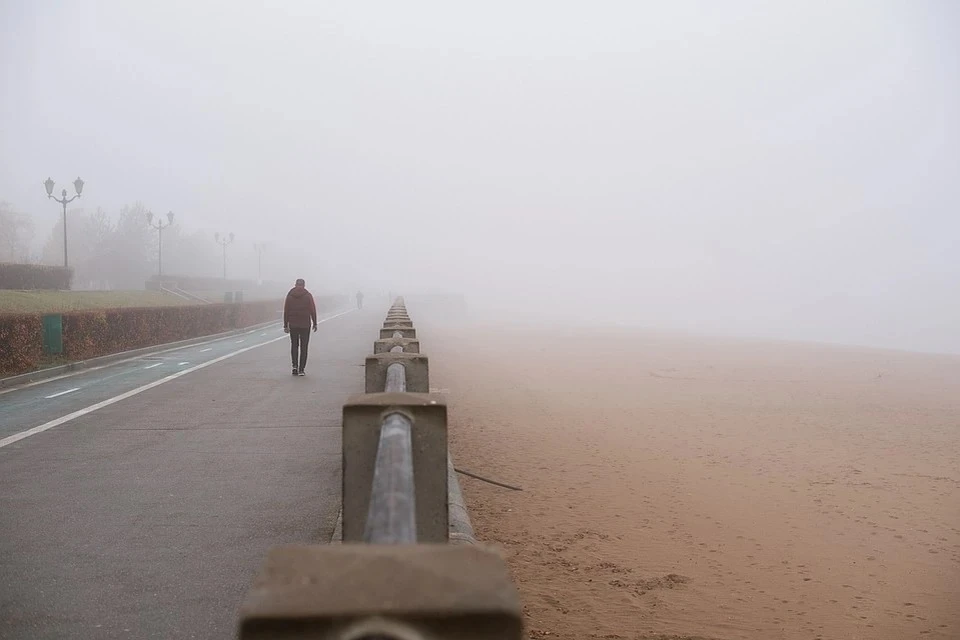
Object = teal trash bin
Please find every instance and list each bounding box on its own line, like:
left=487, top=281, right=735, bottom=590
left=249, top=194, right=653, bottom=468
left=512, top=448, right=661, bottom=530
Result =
left=224, top=291, right=234, bottom=303
left=42, top=314, right=63, bottom=356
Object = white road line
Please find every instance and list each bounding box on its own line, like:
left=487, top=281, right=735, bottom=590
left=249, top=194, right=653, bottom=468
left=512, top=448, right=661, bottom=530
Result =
left=1, top=338, right=282, bottom=449
left=44, top=388, right=79, bottom=399
left=178, top=362, right=189, bottom=366
left=144, top=363, right=163, bottom=370
left=260, top=333, right=266, bottom=336
left=200, top=348, right=212, bottom=352
left=235, top=340, right=245, bottom=344
left=0, top=308, right=354, bottom=449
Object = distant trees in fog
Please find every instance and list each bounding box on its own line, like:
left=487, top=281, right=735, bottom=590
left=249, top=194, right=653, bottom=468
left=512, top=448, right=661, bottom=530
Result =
left=0, top=202, right=34, bottom=262
left=39, top=203, right=218, bottom=290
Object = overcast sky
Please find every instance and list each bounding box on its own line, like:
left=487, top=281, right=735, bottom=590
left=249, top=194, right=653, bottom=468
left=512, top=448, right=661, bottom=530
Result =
left=1, top=1, right=958, bottom=352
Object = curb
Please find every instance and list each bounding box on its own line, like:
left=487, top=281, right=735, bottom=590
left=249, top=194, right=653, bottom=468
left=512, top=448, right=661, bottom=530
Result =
left=0, top=308, right=349, bottom=391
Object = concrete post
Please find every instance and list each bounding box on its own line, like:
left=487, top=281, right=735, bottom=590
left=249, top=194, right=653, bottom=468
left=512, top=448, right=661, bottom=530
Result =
left=380, top=327, right=416, bottom=339
left=365, top=353, right=429, bottom=393
left=342, top=392, right=447, bottom=542
left=239, top=544, right=523, bottom=639
left=374, top=337, right=421, bottom=354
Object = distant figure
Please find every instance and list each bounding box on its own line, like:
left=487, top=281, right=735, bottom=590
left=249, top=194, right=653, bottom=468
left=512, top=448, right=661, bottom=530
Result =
left=356, top=290, right=364, bottom=309
left=283, top=278, right=317, bottom=376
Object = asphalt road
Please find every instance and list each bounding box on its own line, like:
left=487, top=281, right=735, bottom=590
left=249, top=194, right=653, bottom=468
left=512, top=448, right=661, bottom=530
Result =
left=0, top=306, right=377, bottom=639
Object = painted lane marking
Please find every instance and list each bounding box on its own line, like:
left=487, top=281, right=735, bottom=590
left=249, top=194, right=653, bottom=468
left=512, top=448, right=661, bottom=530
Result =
left=0, top=308, right=355, bottom=449
left=178, top=362, right=189, bottom=366
left=1, top=338, right=283, bottom=448
left=144, top=363, right=163, bottom=370
left=235, top=340, right=245, bottom=344
left=44, top=388, right=79, bottom=399
left=200, top=348, right=213, bottom=353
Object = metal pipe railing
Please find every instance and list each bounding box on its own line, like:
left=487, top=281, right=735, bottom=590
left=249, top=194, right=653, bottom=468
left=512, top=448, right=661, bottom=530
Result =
left=363, top=302, right=417, bottom=544
left=238, top=297, right=523, bottom=640
left=385, top=362, right=406, bottom=392
left=363, top=412, right=417, bottom=544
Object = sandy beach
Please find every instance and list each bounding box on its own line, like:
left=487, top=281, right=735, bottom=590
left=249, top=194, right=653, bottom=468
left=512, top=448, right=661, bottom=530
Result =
left=426, top=322, right=960, bottom=640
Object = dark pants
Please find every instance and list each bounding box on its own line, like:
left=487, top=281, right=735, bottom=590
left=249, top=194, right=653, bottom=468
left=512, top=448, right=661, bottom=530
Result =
left=289, top=328, right=311, bottom=370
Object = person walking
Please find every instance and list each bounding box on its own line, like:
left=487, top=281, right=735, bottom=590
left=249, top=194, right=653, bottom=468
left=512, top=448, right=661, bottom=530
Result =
left=356, top=290, right=364, bottom=310
left=283, top=278, right=317, bottom=376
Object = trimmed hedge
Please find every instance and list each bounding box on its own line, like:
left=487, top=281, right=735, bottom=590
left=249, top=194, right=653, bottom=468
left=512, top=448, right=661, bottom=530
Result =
left=59, top=301, right=279, bottom=360
left=0, top=296, right=346, bottom=378
left=0, top=263, right=73, bottom=290
left=0, top=315, right=44, bottom=376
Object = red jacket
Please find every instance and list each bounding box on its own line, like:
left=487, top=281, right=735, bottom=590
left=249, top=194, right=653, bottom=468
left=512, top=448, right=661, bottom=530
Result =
left=283, top=286, right=317, bottom=329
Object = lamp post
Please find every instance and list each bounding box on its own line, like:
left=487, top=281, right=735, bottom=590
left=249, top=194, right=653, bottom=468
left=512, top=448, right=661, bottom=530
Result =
left=146, top=211, right=175, bottom=278
left=43, top=176, right=84, bottom=268
left=214, top=232, right=234, bottom=280
left=253, top=243, right=266, bottom=285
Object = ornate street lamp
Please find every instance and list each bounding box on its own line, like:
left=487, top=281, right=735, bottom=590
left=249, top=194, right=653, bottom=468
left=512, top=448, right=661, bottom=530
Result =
left=147, top=211, right=175, bottom=278
left=214, top=232, right=235, bottom=280
left=43, top=176, right=84, bottom=268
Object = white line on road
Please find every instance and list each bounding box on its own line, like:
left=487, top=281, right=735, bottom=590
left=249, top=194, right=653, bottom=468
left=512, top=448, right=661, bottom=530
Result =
left=144, top=363, right=163, bottom=369
left=0, top=309, right=354, bottom=449
left=2, top=339, right=281, bottom=448
left=178, top=362, right=189, bottom=366
left=200, top=348, right=212, bottom=353
left=44, top=388, right=79, bottom=399
left=235, top=340, right=245, bottom=343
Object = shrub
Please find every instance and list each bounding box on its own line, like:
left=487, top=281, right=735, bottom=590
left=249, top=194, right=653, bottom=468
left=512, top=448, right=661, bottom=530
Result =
left=0, top=263, right=72, bottom=290
left=0, top=314, right=43, bottom=376
left=60, top=300, right=283, bottom=361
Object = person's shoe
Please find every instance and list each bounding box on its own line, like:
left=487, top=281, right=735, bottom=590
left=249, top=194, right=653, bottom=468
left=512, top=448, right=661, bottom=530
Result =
left=292, top=367, right=299, bottom=375
left=298, top=369, right=306, bottom=376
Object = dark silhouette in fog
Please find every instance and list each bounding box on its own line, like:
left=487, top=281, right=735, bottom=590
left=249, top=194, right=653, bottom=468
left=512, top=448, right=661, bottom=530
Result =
left=283, top=278, right=317, bottom=375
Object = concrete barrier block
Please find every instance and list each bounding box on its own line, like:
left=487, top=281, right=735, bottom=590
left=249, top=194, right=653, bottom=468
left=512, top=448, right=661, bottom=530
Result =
left=380, top=327, right=416, bottom=339
left=365, top=353, right=429, bottom=393
left=239, top=544, right=523, bottom=640
left=342, top=392, right=447, bottom=543
left=374, top=338, right=421, bottom=354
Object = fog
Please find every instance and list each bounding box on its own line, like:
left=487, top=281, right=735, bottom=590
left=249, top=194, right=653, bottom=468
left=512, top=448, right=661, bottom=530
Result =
left=1, top=1, right=958, bottom=353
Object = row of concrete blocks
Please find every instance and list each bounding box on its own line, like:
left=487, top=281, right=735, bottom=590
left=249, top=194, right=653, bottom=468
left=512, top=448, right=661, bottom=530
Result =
left=239, top=299, right=523, bottom=640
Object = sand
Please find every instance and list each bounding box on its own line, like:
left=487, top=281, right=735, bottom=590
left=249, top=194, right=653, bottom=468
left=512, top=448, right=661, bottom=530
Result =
left=425, top=322, right=960, bottom=640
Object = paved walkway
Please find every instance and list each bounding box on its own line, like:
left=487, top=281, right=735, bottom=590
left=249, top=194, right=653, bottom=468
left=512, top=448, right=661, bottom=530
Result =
left=0, top=307, right=379, bottom=639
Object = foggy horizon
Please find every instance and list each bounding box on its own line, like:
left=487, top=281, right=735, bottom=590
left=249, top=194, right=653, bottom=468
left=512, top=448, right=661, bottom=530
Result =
left=2, top=1, right=958, bottom=354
